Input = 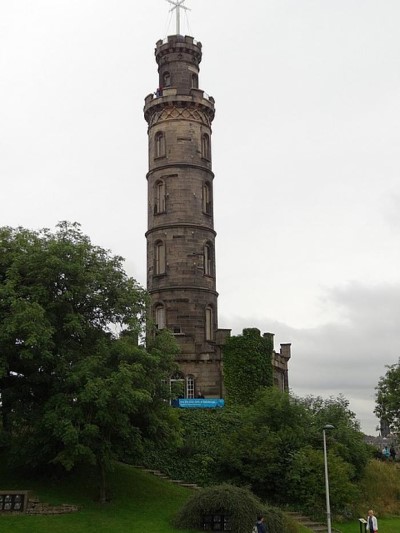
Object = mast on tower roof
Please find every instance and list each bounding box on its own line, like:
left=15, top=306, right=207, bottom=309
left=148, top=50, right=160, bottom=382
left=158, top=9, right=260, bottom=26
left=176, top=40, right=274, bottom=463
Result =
left=166, top=0, right=191, bottom=35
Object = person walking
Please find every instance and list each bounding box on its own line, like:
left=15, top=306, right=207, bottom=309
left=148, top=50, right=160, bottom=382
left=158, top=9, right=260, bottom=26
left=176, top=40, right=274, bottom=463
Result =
left=255, top=515, right=268, bottom=533
left=366, top=509, right=378, bottom=532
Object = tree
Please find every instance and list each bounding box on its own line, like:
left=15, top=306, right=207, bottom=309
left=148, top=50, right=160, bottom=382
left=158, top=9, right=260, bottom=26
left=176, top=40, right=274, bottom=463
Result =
left=218, top=388, right=313, bottom=500
left=217, top=389, right=369, bottom=516
left=299, top=394, right=370, bottom=477
left=375, top=360, right=400, bottom=434
left=223, top=328, right=273, bottom=405
left=0, top=222, right=179, bottom=501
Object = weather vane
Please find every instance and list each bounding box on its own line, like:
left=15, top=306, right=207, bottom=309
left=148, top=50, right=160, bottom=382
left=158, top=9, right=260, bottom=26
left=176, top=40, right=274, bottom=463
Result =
left=166, top=0, right=191, bottom=35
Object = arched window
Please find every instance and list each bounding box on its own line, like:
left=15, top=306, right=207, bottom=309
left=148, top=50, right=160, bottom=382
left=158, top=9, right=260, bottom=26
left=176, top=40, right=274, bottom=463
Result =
left=154, top=180, right=166, bottom=214
left=155, top=304, right=166, bottom=330
left=163, top=71, right=171, bottom=87
left=204, top=242, right=213, bottom=276
left=170, top=371, right=185, bottom=399
left=205, top=306, right=214, bottom=341
left=191, top=73, right=198, bottom=89
left=202, top=182, right=212, bottom=215
left=155, top=240, right=166, bottom=275
left=201, top=133, right=210, bottom=160
left=186, top=375, right=195, bottom=399
left=155, top=132, right=166, bottom=158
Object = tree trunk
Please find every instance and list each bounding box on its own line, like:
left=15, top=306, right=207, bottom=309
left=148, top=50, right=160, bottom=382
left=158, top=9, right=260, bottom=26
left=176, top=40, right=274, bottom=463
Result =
left=97, top=459, right=107, bottom=504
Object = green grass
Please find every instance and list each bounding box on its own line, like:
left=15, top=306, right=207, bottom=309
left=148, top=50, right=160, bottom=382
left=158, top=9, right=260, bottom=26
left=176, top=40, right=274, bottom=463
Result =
left=333, top=517, right=400, bottom=533
left=0, top=461, right=196, bottom=532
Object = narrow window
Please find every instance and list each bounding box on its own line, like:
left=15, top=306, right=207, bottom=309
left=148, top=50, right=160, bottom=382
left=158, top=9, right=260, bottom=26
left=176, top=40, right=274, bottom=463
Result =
left=163, top=71, right=171, bottom=87
left=155, top=304, right=166, bottom=330
left=202, top=182, right=212, bottom=215
left=155, top=132, right=166, bottom=158
left=155, top=240, right=166, bottom=275
left=201, top=134, right=210, bottom=159
left=205, top=306, right=214, bottom=341
left=191, top=73, right=198, bottom=89
left=170, top=372, right=185, bottom=399
left=154, top=180, right=166, bottom=214
left=204, top=243, right=213, bottom=276
left=186, top=375, right=195, bottom=399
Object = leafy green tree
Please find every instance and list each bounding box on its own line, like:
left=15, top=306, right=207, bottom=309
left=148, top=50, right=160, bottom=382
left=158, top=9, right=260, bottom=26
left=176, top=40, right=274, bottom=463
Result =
left=217, top=389, right=369, bottom=517
left=299, top=395, right=370, bottom=477
left=223, top=328, right=273, bottom=405
left=375, top=360, right=400, bottom=434
left=218, top=388, right=312, bottom=500
left=0, top=223, right=179, bottom=501
left=287, top=445, right=358, bottom=517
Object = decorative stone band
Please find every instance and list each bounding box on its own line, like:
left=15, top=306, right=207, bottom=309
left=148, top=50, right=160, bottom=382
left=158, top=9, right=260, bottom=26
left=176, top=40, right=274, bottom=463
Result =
left=145, top=103, right=214, bottom=128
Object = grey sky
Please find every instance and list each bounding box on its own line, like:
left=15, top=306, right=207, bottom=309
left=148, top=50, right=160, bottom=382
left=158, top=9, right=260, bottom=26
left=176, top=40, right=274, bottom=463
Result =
left=1, top=1, right=400, bottom=434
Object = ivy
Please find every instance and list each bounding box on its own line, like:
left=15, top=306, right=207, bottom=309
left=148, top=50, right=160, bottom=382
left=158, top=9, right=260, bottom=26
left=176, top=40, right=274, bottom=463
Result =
left=223, top=328, right=274, bottom=405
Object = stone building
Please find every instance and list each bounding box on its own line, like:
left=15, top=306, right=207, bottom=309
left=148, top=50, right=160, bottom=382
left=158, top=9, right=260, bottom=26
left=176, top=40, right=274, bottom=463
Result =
left=143, top=32, right=290, bottom=398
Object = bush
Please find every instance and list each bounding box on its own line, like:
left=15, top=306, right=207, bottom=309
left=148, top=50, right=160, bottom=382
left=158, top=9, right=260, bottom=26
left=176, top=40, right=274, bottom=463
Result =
left=173, top=483, right=299, bottom=533
left=354, top=459, right=400, bottom=517
left=287, top=445, right=359, bottom=519
left=173, top=484, right=263, bottom=532
left=138, top=407, right=244, bottom=485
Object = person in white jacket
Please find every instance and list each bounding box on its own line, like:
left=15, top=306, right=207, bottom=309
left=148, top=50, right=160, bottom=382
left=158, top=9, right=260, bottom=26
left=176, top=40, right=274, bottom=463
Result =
left=366, top=509, right=378, bottom=532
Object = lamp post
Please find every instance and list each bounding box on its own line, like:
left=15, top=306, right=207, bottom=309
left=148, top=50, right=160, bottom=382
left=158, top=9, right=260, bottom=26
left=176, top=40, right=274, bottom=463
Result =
left=323, top=424, right=335, bottom=533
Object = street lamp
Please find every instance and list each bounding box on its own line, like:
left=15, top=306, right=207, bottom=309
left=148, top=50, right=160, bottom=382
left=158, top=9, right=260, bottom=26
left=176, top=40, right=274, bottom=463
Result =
left=323, top=424, right=335, bottom=533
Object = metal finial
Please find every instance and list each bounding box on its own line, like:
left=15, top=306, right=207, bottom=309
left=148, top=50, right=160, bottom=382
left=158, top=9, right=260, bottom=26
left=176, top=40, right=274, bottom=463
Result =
left=166, top=0, right=191, bottom=35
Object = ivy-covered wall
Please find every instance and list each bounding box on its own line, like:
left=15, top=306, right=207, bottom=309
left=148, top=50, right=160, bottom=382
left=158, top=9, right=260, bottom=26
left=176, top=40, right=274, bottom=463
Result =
left=223, top=328, right=274, bottom=405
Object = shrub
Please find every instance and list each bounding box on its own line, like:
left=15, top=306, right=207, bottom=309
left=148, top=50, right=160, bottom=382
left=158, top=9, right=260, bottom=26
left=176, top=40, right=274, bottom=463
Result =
left=354, top=459, right=400, bottom=517
left=287, top=445, right=359, bottom=519
left=173, top=484, right=263, bottom=532
left=138, top=407, right=244, bottom=485
left=173, top=483, right=299, bottom=533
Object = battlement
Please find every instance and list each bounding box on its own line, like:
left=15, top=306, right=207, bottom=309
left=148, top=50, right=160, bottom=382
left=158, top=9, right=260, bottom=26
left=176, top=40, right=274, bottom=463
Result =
left=156, top=34, right=201, bottom=51
left=155, top=35, right=202, bottom=68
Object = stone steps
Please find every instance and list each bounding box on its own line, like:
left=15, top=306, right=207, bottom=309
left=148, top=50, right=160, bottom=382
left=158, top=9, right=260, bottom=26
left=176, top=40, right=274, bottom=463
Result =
left=134, top=465, right=201, bottom=490
left=285, top=511, right=342, bottom=533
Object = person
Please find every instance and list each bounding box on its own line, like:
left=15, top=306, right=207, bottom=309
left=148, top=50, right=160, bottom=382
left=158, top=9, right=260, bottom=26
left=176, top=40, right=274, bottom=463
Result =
left=255, top=514, right=267, bottom=533
left=382, top=445, right=390, bottom=460
left=390, top=445, right=396, bottom=461
left=366, top=509, right=378, bottom=532
left=197, top=391, right=205, bottom=399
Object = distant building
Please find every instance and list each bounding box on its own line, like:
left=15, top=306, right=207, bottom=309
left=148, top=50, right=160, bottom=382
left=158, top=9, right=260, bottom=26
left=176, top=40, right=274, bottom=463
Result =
left=143, top=31, right=290, bottom=398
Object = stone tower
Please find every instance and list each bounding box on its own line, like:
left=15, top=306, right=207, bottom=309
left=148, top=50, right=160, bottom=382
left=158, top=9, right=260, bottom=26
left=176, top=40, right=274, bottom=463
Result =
left=144, top=35, right=228, bottom=398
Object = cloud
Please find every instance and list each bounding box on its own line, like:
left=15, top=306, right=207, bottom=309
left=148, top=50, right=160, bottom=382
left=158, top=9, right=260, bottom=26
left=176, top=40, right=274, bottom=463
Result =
left=220, top=282, right=400, bottom=434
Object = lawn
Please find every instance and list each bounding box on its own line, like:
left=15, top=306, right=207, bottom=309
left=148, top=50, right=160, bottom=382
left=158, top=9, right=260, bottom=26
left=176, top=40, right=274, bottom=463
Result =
left=0, top=461, right=196, bottom=532
left=0, top=458, right=331, bottom=532
left=333, top=517, right=400, bottom=533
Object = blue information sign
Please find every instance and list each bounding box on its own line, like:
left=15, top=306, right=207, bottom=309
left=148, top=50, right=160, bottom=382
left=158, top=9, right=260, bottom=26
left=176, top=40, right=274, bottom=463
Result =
left=172, top=398, right=225, bottom=409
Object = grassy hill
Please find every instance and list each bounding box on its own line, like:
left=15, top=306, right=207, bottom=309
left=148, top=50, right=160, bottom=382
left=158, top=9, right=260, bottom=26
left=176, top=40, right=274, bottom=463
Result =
left=0, top=458, right=320, bottom=532
left=0, top=461, right=195, bottom=532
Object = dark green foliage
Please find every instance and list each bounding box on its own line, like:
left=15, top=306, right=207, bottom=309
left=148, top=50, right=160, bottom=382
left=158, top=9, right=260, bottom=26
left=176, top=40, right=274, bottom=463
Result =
left=0, top=223, right=180, bottom=502
left=139, top=389, right=369, bottom=519
left=217, top=390, right=370, bottom=518
left=375, top=360, right=400, bottom=434
left=174, top=484, right=261, bottom=532
left=223, top=328, right=274, bottom=405
left=263, top=506, right=300, bottom=533
left=139, top=407, right=244, bottom=485
left=218, top=388, right=312, bottom=499
left=300, top=395, right=370, bottom=479
left=173, top=484, right=299, bottom=533
left=286, top=445, right=359, bottom=518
